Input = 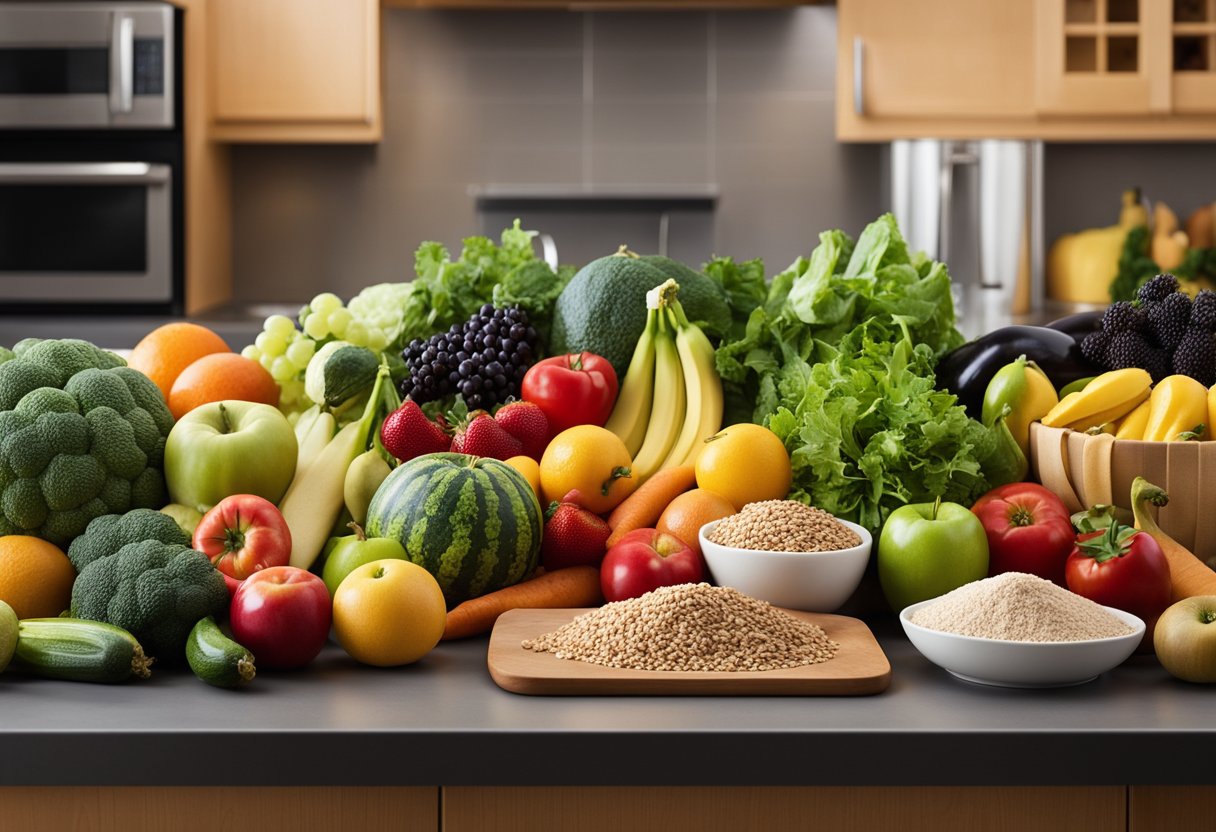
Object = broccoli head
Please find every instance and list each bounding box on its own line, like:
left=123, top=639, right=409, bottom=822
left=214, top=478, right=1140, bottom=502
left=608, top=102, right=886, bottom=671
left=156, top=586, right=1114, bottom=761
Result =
left=67, top=508, right=191, bottom=573
left=71, top=539, right=228, bottom=661
left=0, top=339, right=175, bottom=547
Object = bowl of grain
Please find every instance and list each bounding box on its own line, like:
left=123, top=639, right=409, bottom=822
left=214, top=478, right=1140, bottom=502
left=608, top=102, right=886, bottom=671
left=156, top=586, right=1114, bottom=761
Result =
left=899, top=572, right=1145, bottom=688
left=698, top=500, right=871, bottom=613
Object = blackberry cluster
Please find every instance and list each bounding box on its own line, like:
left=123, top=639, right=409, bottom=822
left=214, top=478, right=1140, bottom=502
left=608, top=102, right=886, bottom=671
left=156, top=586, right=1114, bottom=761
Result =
left=1081, top=274, right=1216, bottom=385
left=399, top=305, right=539, bottom=409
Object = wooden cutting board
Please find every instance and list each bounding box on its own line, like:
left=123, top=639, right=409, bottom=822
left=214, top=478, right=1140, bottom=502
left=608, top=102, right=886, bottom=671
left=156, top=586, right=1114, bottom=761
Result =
left=487, top=608, right=892, bottom=696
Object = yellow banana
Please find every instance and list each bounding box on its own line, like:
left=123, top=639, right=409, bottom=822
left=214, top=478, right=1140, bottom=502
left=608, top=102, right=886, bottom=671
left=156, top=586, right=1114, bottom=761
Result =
left=1066, top=392, right=1150, bottom=433
left=1114, top=399, right=1152, bottom=440
left=630, top=303, right=685, bottom=482
left=661, top=304, right=723, bottom=470
left=295, top=407, right=337, bottom=479
left=1041, top=368, right=1151, bottom=428
left=604, top=307, right=657, bottom=457
left=1142, top=374, right=1208, bottom=441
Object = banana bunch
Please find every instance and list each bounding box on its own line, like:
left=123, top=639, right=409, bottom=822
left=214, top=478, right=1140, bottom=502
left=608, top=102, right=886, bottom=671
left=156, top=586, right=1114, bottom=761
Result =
left=1041, top=368, right=1152, bottom=434
left=605, top=279, right=724, bottom=482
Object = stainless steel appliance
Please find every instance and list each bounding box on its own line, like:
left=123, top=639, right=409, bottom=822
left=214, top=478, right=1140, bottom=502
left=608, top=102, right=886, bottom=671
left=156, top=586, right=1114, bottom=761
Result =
left=890, top=140, right=1045, bottom=337
left=0, top=1, right=182, bottom=313
left=0, top=2, right=174, bottom=130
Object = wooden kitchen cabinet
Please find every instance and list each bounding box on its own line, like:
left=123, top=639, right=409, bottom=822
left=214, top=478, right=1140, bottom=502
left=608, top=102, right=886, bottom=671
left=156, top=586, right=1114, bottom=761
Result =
left=208, top=0, right=380, bottom=143
left=838, top=0, right=1216, bottom=140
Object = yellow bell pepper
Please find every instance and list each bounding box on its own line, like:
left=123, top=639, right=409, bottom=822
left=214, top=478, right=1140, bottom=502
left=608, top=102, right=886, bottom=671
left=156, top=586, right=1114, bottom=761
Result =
left=1142, top=375, right=1208, bottom=442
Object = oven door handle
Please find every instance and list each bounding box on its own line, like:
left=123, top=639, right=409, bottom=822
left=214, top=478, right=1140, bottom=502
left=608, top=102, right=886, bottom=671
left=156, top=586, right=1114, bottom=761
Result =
left=0, top=163, right=170, bottom=184
left=109, top=12, right=136, bottom=115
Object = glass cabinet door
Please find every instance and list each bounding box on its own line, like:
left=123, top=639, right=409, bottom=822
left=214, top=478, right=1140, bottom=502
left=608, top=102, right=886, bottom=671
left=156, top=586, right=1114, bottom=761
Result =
left=1035, top=0, right=1171, bottom=115
left=1172, top=0, right=1216, bottom=112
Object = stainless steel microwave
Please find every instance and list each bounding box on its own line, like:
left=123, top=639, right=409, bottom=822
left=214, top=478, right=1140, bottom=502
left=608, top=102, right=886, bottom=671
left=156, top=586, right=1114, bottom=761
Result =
left=0, top=2, right=175, bottom=130
left=0, top=160, right=173, bottom=304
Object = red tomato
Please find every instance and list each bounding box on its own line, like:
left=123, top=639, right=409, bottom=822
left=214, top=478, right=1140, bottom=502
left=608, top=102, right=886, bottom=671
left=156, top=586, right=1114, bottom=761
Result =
left=193, top=494, right=292, bottom=581
left=521, top=352, right=618, bottom=434
left=1065, top=523, right=1172, bottom=622
left=971, top=482, right=1075, bottom=585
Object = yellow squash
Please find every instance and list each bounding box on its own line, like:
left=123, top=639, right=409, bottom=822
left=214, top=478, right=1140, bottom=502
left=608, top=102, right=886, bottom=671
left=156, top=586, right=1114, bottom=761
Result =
left=1041, top=368, right=1151, bottom=429
left=1047, top=188, right=1148, bottom=303
left=1142, top=375, right=1208, bottom=442
left=1114, top=399, right=1152, bottom=440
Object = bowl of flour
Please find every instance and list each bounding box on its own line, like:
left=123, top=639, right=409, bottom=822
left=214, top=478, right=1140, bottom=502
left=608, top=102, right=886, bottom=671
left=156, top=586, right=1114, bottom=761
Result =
left=899, top=572, right=1145, bottom=688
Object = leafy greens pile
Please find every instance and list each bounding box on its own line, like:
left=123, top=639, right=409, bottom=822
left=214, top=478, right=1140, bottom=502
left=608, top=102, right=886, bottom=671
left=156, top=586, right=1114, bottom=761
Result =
left=1109, top=225, right=1216, bottom=302
left=346, top=221, right=574, bottom=355
left=715, top=213, right=999, bottom=534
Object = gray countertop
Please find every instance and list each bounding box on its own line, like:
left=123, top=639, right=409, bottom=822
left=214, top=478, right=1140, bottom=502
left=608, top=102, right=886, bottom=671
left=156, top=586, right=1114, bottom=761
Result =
left=2, top=622, right=1214, bottom=788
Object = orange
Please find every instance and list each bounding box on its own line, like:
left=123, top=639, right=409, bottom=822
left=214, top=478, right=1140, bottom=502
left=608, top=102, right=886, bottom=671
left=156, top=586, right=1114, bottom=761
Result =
left=0, top=536, right=76, bottom=619
left=333, top=559, right=446, bottom=667
left=168, top=352, right=279, bottom=420
left=504, top=455, right=541, bottom=500
left=695, top=423, right=792, bottom=510
left=127, top=322, right=230, bottom=400
left=657, top=488, right=737, bottom=556
left=539, top=425, right=638, bottom=515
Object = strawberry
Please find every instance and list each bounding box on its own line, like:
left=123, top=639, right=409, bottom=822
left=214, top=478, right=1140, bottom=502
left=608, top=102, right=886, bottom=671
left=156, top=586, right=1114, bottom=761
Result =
left=541, top=489, right=612, bottom=571
left=494, top=400, right=550, bottom=460
left=380, top=400, right=451, bottom=462
left=451, top=412, right=522, bottom=460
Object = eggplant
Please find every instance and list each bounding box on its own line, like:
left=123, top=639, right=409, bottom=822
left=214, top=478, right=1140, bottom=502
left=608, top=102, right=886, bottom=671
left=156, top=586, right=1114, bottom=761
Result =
left=1045, top=310, right=1104, bottom=344
left=935, top=325, right=1101, bottom=418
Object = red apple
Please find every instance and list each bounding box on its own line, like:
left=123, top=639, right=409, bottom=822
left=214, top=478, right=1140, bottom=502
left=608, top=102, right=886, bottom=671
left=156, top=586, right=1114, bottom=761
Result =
left=600, top=528, right=704, bottom=603
left=230, top=566, right=331, bottom=669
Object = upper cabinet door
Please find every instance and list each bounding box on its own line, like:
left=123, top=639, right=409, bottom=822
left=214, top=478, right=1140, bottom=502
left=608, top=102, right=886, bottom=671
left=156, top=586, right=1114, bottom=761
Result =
left=836, top=0, right=1036, bottom=139
left=208, top=0, right=380, bottom=142
left=1035, top=0, right=1171, bottom=115
left=1171, top=0, right=1216, bottom=113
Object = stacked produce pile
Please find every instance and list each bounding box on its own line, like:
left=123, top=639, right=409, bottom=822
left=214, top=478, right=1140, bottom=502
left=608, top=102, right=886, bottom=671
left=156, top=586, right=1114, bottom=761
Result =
left=6, top=212, right=1216, bottom=692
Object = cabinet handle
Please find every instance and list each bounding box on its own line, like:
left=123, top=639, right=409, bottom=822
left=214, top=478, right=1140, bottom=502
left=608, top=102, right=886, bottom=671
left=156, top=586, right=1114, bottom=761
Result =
left=853, top=36, right=865, bottom=116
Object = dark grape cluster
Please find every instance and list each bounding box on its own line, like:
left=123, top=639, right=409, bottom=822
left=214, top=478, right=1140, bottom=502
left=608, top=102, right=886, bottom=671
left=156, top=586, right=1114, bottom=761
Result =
left=1081, top=274, right=1216, bottom=385
left=399, top=305, right=539, bottom=409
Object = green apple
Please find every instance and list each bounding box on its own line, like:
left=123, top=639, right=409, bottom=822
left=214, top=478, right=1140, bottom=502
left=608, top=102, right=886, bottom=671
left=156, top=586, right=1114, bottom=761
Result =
left=160, top=503, right=204, bottom=536
left=321, top=524, right=408, bottom=597
left=1154, top=596, right=1216, bottom=683
left=878, top=497, right=989, bottom=612
left=164, top=400, right=297, bottom=513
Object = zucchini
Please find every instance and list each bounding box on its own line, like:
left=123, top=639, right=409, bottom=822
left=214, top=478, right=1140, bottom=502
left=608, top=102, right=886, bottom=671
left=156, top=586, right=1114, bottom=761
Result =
left=0, top=600, right=17, bottom=674
left=186, top=616, right=255, bottom=689
left=12, top=618, right=152, bottom=683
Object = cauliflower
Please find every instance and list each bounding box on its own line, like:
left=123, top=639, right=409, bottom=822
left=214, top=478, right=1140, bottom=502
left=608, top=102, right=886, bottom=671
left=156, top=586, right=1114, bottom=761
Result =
left=67, top=508, right=191, bottom=573
left=71, top=539, right=228, bottom=661
left=0, top=339, right=174, bottom=547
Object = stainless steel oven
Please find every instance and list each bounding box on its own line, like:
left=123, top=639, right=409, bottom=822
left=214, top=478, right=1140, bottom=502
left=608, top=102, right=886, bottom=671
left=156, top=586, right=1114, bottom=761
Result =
left=0, top=2, right=174, bottom=130
left=0, top=160, right=172, bottom=303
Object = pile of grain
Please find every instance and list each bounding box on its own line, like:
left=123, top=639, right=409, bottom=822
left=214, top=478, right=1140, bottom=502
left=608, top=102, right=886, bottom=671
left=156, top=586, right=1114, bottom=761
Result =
left=909, top=572, right=1135, bottom=642
left=522, top=583, right=839, bottom=672
left=708, top=500, right=860, bottom=553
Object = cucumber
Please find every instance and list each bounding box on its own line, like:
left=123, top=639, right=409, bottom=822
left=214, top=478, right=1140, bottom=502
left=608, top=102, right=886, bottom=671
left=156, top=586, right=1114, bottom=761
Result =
left=186, top=616, right=255, bottom=689
left=12, top=618, right=152, bottom=683
left=0, top=600, right=17, bottom=673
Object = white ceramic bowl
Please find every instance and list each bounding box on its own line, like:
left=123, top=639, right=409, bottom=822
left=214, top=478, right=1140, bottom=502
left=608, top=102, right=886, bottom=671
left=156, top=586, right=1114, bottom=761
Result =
left=899, top=599, right=1145, bottom=688
left=698, top=517, right=872, bottom=612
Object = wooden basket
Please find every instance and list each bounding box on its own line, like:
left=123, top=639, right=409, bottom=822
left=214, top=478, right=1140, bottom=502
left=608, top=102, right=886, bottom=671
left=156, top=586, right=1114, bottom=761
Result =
left=1029, top=422, right=1216, bottom=563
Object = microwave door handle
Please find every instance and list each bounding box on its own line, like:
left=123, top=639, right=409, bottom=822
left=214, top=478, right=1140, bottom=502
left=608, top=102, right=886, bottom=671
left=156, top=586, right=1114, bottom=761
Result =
left=0, top=163, right=169, bottom=184
left=109, top=13, right=135, bottom=115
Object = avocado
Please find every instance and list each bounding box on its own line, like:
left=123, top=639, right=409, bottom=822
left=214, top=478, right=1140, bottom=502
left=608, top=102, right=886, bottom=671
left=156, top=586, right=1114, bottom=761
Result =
left=550, top=251, right=730, bottom=376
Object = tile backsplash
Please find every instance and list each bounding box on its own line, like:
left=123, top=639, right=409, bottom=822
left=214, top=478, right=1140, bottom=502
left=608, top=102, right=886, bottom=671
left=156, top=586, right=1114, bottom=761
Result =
left=230, top=7, right=884, bottom=304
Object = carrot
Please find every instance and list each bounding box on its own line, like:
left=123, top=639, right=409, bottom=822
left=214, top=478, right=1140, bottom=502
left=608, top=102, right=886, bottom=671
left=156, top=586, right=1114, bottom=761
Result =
left=605, top=464, right=696, bottom=547
left=1131, top=477, right=1216, bottom=601
left=442, top=566, right=602, bottom=641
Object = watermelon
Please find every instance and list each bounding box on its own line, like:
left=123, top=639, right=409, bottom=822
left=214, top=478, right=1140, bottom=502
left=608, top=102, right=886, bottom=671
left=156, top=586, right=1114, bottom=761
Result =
left=365, top=452, right=542, bottom=606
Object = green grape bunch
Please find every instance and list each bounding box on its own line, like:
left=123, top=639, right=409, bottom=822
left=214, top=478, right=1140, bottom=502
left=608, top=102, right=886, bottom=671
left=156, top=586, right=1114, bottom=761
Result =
left=246, top=292, right=395, bottom=422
